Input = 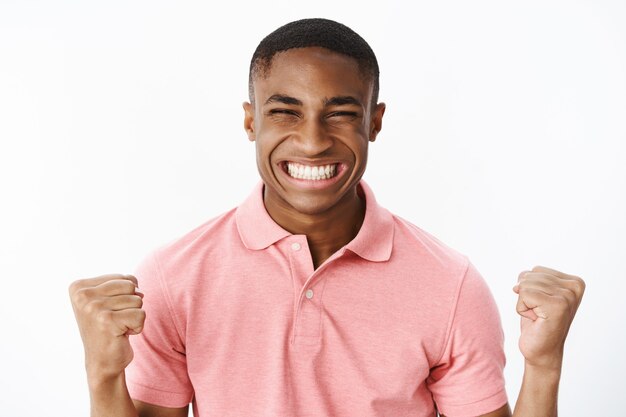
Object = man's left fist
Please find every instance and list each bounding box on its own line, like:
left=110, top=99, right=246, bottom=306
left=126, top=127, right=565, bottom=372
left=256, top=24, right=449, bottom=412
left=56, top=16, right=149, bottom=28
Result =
left=513, top=265, right=585, bottom=370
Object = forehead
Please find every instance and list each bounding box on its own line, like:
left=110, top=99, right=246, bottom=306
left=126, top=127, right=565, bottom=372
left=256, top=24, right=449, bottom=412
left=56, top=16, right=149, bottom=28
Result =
left=252, top=47, right=374, bottom=104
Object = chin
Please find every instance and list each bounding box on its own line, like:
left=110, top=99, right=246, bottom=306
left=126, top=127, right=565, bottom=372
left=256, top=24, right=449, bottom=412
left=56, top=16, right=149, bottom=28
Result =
left=284, top=195, right=338, bottom=216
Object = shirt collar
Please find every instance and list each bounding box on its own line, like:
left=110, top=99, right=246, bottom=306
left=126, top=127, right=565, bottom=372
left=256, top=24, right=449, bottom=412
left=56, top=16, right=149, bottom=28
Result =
left=345, top=180, right=394, bottom=262
left=235, top=179, right=394, bottom=262
left=235, top=181, right=291, bottom=250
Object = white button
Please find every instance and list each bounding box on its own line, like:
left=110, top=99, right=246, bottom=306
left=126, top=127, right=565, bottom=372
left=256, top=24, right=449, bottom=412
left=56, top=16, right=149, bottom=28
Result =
left=291, top=242, right=301, bottom=251
left=305, top=289, right=314, bottom=299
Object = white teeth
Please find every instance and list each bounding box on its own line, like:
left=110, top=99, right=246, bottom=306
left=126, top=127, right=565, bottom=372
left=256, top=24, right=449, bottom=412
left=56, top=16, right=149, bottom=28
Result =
left=286, top=162, right=338, bottom=180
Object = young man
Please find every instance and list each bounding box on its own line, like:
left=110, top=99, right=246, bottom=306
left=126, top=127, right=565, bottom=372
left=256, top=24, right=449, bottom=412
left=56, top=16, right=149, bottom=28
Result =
left=69, top=18, right=585, bottom=417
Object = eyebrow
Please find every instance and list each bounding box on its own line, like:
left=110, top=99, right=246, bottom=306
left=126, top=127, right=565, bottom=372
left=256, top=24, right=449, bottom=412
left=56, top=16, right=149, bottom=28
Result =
left=323, top=96, right=363, bottom=108
left=263, top=94, right=364, bottom=108
left=264, top=94, right=303, bottom=106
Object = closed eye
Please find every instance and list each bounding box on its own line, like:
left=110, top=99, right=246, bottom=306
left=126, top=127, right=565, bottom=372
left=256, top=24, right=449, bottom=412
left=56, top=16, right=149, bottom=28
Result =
left=327, top=111, right=359, bottom=119
left=268, top=109, right=299, bottom=116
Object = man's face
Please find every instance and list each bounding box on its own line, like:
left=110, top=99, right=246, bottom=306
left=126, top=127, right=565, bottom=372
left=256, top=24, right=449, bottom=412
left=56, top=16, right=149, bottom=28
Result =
left=243, top=47, right=385, bottom=218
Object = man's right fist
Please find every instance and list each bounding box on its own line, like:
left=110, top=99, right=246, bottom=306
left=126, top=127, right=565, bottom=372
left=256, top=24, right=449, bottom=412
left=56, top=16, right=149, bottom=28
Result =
left=69, top=274, right=145, bottom=381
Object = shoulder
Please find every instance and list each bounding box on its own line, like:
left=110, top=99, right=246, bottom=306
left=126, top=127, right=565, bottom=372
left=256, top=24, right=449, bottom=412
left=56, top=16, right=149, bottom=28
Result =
left=390, top=214, right=497, bottom=316
left=390, top=213, right=470, bottom=282
left=135, top=206, right=239, bottom=291
left=152, top=207, right=238, bottom=265
left=382, top=213, right=483, bottom=334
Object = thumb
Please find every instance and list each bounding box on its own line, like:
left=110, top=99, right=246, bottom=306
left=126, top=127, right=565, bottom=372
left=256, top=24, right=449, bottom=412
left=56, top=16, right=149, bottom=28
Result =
left=516, top=293, right=541, bottom=321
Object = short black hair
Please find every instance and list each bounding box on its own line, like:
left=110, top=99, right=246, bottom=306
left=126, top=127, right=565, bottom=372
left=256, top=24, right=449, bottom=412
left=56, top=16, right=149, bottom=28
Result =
left=249, top=18, right=380, bottom=107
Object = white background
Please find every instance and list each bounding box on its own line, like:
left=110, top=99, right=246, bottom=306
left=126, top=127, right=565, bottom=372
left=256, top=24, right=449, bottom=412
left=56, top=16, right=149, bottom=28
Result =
left=1, top=1, right=624, bottom=415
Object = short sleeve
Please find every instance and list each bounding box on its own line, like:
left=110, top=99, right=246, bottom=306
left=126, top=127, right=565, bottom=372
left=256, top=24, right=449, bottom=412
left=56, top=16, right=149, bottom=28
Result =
left=426, top=261, right=508, bottom=417
left=125, top=251, right=194, bottom=407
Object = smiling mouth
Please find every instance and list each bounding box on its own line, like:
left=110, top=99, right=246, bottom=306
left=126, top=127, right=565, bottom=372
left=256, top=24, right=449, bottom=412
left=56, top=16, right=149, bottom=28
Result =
left=281, top=161, right=340, bottom=181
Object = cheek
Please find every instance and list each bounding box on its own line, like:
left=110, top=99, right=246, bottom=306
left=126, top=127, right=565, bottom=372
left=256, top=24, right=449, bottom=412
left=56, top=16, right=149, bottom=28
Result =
left=255, top=125, right=292, bottom=155
left=334, top=121, right=369, bottom=141
left=341, top=130, right=369, bottom=155
left=254, top=133, right=283, bottom=170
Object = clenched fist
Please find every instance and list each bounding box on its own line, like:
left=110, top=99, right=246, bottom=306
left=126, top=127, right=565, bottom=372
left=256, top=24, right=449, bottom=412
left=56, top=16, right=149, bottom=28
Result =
left=513, top=266, right=585, bottom=370
left=69, top=274, right=145, bottom=382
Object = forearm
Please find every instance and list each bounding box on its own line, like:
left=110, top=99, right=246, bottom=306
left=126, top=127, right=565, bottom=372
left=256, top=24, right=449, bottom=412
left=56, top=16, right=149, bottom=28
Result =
left=88, top=370, right=138, bottom=417
left=512, top=362, right=561, bottom=417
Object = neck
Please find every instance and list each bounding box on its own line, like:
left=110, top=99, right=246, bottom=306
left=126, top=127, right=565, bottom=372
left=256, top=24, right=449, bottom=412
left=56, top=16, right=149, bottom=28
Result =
left=264, top=186, right=366, bottom=269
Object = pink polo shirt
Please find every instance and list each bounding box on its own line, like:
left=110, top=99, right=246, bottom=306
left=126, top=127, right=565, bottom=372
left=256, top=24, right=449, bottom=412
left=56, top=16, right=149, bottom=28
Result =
left=126, top=180, right=508, bottom=417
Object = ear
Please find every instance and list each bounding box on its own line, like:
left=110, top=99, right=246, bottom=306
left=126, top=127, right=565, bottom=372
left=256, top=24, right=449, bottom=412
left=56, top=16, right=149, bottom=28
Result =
left=243, top=101, right=256, bottom=142
left=369, top=102, right=386, bottom=142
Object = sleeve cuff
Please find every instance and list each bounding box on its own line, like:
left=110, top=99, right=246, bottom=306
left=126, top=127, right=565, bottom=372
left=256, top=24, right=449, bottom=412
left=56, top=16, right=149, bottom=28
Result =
left=436, top=388, right=508, bottom=417
left=127, top=379, right=193, bottom=408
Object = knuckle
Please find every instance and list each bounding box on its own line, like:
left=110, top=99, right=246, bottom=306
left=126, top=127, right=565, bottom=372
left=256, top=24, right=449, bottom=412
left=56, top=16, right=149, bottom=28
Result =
left=134, top=296, right=144, bottom=308
left=136, top=309, right=146, bottom=322
left=126, top=281, right=138, bottom=293
left=561, top=287, right=577, bottom=300
left=83, top=299, right=103, bottom=316
left=68, top=279, right=84, bottom=295
left=95, top=310, right=114, bottom=327
left=568, top=278, right=586, bottom=298
left=103, top=279, right=133, bottom=295
left=518, top=270, right=530, bottom=281
left=123, top=295, right=143, bottom=308
left=73, top=287, right=92, bottom=306
left=116, top=280, right=136, bottom=294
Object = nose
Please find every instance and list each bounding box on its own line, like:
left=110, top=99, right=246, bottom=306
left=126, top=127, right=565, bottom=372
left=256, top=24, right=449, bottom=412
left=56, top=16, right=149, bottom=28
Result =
left=293, top=118, right=334, bottom=156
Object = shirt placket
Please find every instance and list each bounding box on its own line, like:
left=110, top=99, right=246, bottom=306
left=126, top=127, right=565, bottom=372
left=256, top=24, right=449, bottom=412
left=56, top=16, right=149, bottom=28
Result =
left=287, top=236, right=337, bottom=347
